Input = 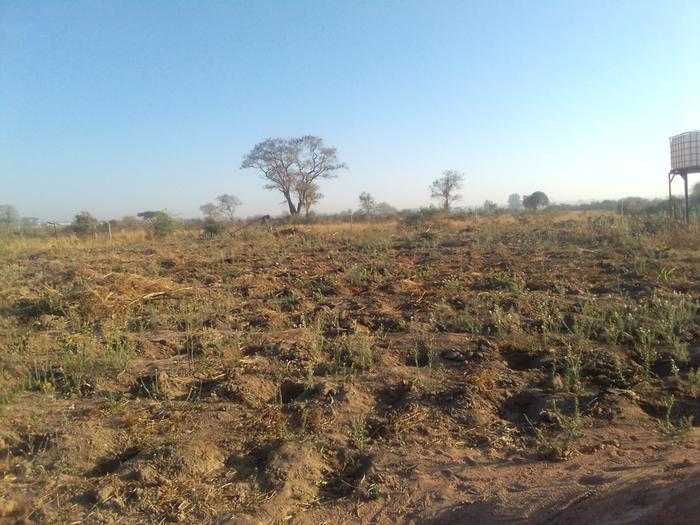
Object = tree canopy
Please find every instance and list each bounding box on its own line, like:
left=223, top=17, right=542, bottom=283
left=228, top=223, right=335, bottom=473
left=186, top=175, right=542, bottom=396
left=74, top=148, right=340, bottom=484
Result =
left=241, top=136, right=345, bottom=215
left=523, top=191, right=550, bottom=212
left=215, top=194, right=242, bottom=221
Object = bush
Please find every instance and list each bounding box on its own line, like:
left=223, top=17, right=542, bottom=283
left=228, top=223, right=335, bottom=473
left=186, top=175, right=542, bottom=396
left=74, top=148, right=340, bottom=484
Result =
left=398, top=208, right=449, bottom=229
left=202, top=218, right=225, bottom=237
left=72, top=212, right=99, bottom=237
left=152, top=212, right=177, bottom=237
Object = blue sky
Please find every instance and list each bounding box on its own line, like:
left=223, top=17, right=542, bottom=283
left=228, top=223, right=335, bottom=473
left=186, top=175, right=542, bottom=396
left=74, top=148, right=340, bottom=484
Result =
left=1, top=1, right=699, bottom=220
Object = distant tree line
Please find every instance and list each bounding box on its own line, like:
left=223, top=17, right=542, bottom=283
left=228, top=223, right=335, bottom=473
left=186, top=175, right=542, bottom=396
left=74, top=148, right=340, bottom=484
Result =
left=4, top=154, right=699, bottom=238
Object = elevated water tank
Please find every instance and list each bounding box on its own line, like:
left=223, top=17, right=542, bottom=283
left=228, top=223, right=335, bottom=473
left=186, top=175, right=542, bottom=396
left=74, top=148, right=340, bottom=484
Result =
left=670, top=131, right=700, bottom=173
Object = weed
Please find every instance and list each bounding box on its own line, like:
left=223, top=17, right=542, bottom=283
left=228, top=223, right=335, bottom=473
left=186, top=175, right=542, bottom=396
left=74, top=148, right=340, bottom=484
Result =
left=490, top=304, right=520, bottom=335
left=344, top=333, right=375, bottom=371
left=350, top=415, right=368, bottom=451
left=102, top=335, right=136, bottom=374
left=304, top=365, right=316, bottom=392
left=430, top=302, right=480, bottom=334
left=634, top=326, right=658, bottom=382
left=441, top=276, right=462, bottom=293
left=658, top=396, right=694, bottom=435
left=345, top=264, right=373, bottom=287
left=0, top=379, right=21, bottom=404
left=657, top=266, right=676, bottom=283
left=560, top=346, right=582, bottom=394
left=525, top=397, right=582, bottom=460
left=681, top=368, right=700, bottom=397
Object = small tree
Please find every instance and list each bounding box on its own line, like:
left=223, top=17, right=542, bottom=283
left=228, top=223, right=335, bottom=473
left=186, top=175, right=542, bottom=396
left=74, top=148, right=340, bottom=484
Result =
left=375, top=202, right=397, bottom=219
left=216, top=194, right=242, bottom=221
left=298, top=182, right=322, bottom=217
left=430, top=170, right=464, bottom=211
left=508, top=193, right=523, bottom=211
left=72, top=211, right=99, bottom=237
left=0, top=204, right=19, bottom=232
left=358, top=192, right=377, bottom=217
left=523, top=191, right=550, bottom=212
left=483, top=200, right=498, bottom=211
left=152, top=211, right=177, bottom=237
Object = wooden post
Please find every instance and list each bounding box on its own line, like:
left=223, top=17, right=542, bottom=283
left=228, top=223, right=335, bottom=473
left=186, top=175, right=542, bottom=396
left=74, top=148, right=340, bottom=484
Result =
left=107, top=222, right=112, bottom=241
left=349, top=209, right=353, bottom=231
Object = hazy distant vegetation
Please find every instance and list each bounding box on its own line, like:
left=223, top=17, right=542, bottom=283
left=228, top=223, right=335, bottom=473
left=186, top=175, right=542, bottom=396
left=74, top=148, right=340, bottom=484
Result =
left=1, top=181, right=699, bottom=240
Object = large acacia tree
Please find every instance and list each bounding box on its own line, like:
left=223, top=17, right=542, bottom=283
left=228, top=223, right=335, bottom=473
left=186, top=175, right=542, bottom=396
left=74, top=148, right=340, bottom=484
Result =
left=241, top=136, right=346, bottom=215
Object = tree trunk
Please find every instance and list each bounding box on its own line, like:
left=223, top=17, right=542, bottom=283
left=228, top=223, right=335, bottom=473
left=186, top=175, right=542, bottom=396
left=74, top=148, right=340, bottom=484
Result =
left=283, top=192, right=298, bottom=215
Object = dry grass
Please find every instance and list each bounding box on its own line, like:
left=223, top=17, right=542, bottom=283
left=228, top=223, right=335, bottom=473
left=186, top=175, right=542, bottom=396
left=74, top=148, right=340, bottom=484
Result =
left=0, top=212, right=698, bottom=524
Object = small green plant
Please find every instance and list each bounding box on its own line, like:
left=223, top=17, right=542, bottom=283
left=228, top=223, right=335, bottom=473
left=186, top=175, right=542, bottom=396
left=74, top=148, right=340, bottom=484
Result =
left=658, top=396, right=693, bottom=436
left=482, top=271, right=514, bottom=290
left=300, top=314, right=325, bottom=363
left=59, top=338, right=94, bottom=395
left=525, top=398, right=582, bottom=460
left=102, top=335, right=136, bottom=374
left=184, top=330, right=202, bottom=359
left=441, top=276, right=462, bottom=292
left=680, top=368, right=700, bottom=397
left=635, top=327, right=657, bottom=382
left=490, top=304, right=520, bottom=335
left=561, top=346, right=582, bottom=394
left=138, top=370, right=165, bottom=400
left=412, top=339, right=435, bottom=368
left=104, top=392, right=121, bottom=412
left=0, top=380, right=21, bottom=404
left=344, top=333, right=375, bottom=371
left=657, top=266, right=676, bottom=283
left=304, top=364, right=316, bottom=393
left=350, top=415, right=368, bottom=451
left=345, top=264, right=372, bottom=287
left=430, top=302, right=480, bottom=334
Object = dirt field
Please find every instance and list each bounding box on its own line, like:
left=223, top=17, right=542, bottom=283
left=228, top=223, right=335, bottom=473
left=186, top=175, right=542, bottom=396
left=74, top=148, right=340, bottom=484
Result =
left=1, top=214, right=699, bottom=524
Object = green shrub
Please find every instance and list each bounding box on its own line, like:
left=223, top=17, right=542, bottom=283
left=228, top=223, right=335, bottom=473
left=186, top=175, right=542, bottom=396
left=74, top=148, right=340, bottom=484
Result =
left=72, top=211, right=99, bottom=237
left=202, top=218, right=225, bottom=237
left=152, top=211, right=177, bottom=237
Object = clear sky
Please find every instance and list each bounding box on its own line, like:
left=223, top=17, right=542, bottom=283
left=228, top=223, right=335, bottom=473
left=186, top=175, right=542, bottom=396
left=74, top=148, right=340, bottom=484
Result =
left=1, top=0, right=699, bottom=221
